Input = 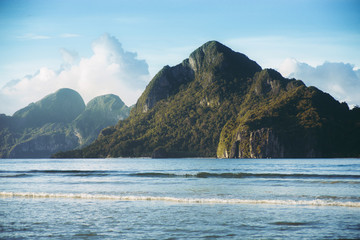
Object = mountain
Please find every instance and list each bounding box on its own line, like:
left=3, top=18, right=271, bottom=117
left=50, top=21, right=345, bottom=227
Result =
left=0, top=89, right=130, bottom=158
left=73, top=94, right=130, bottom=147
left=13, top=88, right=85, bottom=127
left=54, top=41, right=360, bottom=158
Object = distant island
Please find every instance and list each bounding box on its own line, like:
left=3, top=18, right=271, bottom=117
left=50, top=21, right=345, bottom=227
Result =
left=0, top=88, right=130, bottom=158
left=53, top=41, right=360, bottom=159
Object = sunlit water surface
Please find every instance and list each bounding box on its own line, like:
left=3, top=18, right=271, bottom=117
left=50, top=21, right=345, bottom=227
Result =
left=1, top=158, right=359, bottom=239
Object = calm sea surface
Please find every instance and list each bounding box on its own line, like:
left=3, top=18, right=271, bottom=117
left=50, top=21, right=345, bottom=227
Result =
left=1, top=158, right=359, bottom=239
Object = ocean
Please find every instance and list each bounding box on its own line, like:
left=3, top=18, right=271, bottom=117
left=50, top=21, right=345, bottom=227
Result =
left=1, top=158, right=359, bottom=239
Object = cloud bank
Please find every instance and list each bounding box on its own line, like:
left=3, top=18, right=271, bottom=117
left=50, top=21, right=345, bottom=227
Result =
left=0, top=34, right=150, bottom=115
left=279, top=59, right=360, bottom=108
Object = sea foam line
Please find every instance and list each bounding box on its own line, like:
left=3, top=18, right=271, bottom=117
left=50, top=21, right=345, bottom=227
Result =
left=1, top=192, right=359, bottom=208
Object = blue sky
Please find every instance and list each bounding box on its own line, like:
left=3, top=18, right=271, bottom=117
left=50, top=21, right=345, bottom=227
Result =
left=1, top=0, right=360, bottom=114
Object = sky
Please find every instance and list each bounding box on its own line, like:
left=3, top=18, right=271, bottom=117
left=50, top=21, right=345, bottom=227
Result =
left=0, top=0, right=360, bottom=115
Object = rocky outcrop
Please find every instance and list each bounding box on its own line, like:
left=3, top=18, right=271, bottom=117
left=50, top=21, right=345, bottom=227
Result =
left=219, top=128, right=320, bottom=159
left=136, top=41, right=261, bottom=115
left=228, top=128, right=284, bottom=158
left=9, top=131, right=79, bottom=158
left=136, top=60, right=194, bottom=113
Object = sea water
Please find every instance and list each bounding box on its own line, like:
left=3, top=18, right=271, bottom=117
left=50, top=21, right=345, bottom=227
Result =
left=0, top=158, right=359, bottom=239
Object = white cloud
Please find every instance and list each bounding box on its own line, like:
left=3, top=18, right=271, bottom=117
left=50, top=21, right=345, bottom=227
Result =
left=225, top=35, right=360, bottom=71
left=17, top=33, right=52, bottom=40
left=279, top=59, right=360, bottom=107
left=277, top=58, right=299, bottom=77
left=0, top=34, right=150, bottom=115
left=17, top=33, right=81, bottom=40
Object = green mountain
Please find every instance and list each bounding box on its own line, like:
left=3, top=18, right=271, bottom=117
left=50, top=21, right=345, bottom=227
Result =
left=73, top=94, right=130, bottom=147
left=13, top=88, right=85, bottom=127
left=55, top=41, right=360, bottom=158
left=0, top=89, right=130, bottom=158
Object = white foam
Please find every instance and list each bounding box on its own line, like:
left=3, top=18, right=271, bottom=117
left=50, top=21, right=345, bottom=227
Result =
left=1, top=192, right=359, bottom=208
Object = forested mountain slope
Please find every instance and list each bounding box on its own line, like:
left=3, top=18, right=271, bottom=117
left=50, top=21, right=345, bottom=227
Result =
left=54, top=41, right=360, bottom=158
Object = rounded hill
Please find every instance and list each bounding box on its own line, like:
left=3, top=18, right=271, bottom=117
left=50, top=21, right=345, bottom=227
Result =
left=13, top=88, right=85, bottom=127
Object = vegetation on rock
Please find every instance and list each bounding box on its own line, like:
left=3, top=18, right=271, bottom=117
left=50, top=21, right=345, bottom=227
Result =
left=54, top=41, right=360, bottom=158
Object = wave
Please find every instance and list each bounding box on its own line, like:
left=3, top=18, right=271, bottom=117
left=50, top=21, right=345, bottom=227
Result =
left=312, top=180, right=360, bottom=184
left=130, top=172, right=178, bottom=177
left=1, top=170, right=360, bottom=180
left=0, top=170, right=115, bottom=177
left=271, top=221, right=310, bottom=226
left=29, top=170, right=116, bottom=176
left=1, top=192, right=359, bottom=208
left=129, top=172, right=360, bottom=180
left=0, top=174, right=30, bottom=178
left=316, top=195, right=360, bottom=201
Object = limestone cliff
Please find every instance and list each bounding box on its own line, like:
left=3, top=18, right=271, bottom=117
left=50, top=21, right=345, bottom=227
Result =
left=8, top=128, right=79, bottom=158
left=219, top=128, right=319, bottom=159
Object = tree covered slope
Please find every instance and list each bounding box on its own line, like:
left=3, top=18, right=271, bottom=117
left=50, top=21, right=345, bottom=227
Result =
left=54, top=41, right=360, bottom=158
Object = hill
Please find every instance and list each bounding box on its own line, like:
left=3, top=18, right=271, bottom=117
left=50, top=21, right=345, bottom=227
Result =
left=54, top=41, right=360, bottom=158
left=0, top=89, right=130, bottom=158
left=73, top=94, right=130, bottom=147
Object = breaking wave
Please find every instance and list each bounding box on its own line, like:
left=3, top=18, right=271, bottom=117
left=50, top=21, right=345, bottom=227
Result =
left=1, top=192, right=359, bottom=208
left=0, top=170, right=115, bottom=177
left=130, top=172, right=360, bottom=180
left=2, top=170, right=360, bottom=181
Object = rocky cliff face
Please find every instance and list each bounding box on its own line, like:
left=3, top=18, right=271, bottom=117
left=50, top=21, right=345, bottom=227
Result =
left=55, top=41, right=360, bottom=159
left=219, top=128, right=320, bottom=159
left=225, top=128, right=285, bottom=158
left=8, top=129, right=79, bottom=158
left=136, top=60, right=195, bottom=114
left=189, top=41, right=261, bottom=77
